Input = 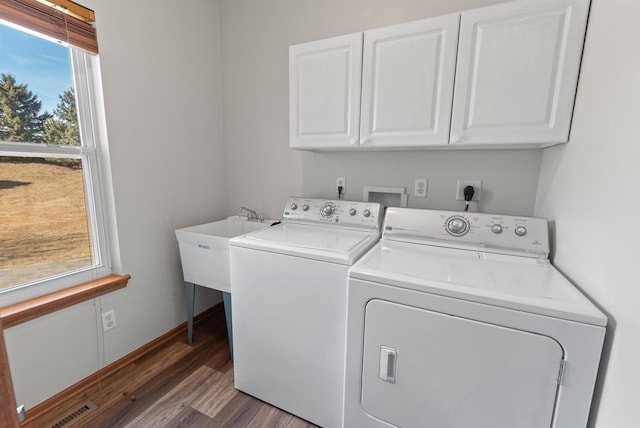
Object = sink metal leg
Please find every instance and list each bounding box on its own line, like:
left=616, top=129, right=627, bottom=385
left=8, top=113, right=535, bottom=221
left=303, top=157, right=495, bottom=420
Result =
left=185, top=282, right=195, bottom=344
left=223, top=291, right=233, bottom=359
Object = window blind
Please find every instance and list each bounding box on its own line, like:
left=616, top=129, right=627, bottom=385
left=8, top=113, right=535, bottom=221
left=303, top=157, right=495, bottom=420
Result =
left=0, top=0, right=97, bottom=53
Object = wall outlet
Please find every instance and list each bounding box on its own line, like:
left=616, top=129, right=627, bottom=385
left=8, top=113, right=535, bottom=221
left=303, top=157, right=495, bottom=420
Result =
left=336, top=176, right=346, bottom=196
left=456, top=180, right=482, bottom=201
left=414, top=178, right=428, bottom=198
left=102, top=309, right=117, bottom=332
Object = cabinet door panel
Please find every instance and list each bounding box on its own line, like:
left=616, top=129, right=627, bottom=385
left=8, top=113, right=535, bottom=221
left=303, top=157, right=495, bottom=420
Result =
left=451, top=0, right=590, bottom=145
left=290, top=33, right=362, bottom=149
left=360, top=15, right=459, bottom=148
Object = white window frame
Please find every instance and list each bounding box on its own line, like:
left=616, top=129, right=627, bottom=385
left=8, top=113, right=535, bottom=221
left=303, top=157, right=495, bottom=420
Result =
left=0, top=46, right=112, bottom=305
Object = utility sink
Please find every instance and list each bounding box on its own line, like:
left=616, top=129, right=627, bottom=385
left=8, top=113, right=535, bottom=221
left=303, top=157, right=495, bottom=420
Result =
left=175, top=216, right=276, bottom=292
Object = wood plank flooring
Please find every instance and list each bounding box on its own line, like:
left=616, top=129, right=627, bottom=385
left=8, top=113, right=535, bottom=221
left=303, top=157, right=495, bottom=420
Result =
left=28, top=308, right=318, bottom=427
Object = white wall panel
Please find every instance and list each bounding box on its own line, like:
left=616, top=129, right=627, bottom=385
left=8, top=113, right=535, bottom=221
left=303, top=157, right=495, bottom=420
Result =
left=6, top=0, right=225, bottom=409
left=218, top=0, right=540, bottom=218
left=534, top=1, right=640, bottom=426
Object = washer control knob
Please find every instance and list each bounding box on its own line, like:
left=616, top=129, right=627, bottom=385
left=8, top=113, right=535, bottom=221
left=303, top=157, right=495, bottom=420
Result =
left=515, top=225, right=527, bottom=237
left=490, top=224, right=503, bottom=234
left=363, top=209, right=371, bottom=218
left=321, top=204, right=335, bottom=217
left=302, top=204, right=309, bottom=211
left=290, top=203, right=298, bottom=210
left=446, top=216, right=469, bottom=236
left=349, top=208, right=357, bottom=216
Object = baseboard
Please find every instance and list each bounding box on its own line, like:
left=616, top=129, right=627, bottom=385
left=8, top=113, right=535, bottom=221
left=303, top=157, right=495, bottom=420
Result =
left=20, top=303, right=223, bottom=426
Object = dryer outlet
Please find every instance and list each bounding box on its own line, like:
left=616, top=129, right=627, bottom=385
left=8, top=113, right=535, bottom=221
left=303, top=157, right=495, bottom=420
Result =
left=456, top=180, right=482, bottom=201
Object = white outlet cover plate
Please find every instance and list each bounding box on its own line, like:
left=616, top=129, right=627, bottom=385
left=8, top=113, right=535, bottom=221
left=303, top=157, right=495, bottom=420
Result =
left=414, top=178, right=428, bottom=198
left=336, top=176, right=346, bottom=194
left=102, top=309, right=117, bottom=331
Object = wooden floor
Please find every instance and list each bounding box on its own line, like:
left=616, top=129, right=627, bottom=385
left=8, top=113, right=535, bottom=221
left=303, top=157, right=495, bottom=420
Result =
left=28, top=308, right=318, bottom=427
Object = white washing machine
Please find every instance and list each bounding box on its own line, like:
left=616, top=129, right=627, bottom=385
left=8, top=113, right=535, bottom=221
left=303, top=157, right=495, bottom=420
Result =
left=230, top=197, right=383, bottom=428
left=344, top=207, right=606, bottom=428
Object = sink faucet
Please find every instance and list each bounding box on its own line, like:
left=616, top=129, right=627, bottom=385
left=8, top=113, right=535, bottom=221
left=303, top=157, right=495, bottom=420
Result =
left=238, top=206, right=261, bottom=221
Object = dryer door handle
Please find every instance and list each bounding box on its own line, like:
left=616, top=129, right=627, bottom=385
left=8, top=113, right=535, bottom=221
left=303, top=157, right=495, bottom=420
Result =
left=379, top=346, right=397, bottom=384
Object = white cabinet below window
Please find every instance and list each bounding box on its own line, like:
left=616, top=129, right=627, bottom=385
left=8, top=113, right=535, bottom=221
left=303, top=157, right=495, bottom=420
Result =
left=451, top=0, right=591, bottom=146
left=289, top=0, right=590, bottom=151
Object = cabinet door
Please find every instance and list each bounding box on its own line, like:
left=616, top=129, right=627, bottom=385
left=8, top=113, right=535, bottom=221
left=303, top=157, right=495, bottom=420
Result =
left=360, top=15, right=459, bottom=148
left=289, top=33, right=362, bottom=149
left=450, top=0, right=590, bottom=146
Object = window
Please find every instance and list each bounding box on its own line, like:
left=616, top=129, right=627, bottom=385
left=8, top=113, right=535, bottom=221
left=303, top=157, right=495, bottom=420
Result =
left=0, top=14, right=110, bottom=300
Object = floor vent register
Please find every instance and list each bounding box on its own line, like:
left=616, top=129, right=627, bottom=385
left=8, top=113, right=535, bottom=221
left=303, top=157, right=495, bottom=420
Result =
left=48, top=401, right=97, bottom=428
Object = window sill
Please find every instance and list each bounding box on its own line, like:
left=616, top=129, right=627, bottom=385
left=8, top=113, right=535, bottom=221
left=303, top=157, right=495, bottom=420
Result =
left=0, top=274, right=130, bottom=329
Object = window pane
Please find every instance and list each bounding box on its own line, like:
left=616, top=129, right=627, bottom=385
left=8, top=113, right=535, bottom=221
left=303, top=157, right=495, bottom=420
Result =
left=0, top=22, right=79, bottom=146
left=0, top=157, right=93, bottom=290
left=0, top=20, right=101, bottom=293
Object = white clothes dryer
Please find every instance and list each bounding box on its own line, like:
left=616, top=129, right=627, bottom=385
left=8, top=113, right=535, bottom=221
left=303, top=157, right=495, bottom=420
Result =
left=230, top=197, right=383, bottom=428
left=343, top=207, right=606, bottom=428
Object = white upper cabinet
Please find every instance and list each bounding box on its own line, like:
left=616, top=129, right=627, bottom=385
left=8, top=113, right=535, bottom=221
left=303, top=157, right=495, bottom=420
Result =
left=359, top=14, right=460, bottom=148
left=289, top=0, right=590, bottom=150
left=289, top=33, right=363, bottom=149
left=450, top=0, right=590, bottom=146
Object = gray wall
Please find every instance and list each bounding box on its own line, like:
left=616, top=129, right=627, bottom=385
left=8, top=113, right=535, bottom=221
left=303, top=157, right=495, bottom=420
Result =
left=7, top=1, right=639, bottom=426
left=6, top=0, right=226, bottom=409
left=534, top=0, right=640, bottom=426
left=219, top=0, right=542, bottom=218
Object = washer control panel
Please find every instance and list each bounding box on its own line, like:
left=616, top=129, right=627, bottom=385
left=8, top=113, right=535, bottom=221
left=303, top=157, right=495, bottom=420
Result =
left=383, top=208, right=549, bottom=258
left=284, top=197, right=382, bottom=230
left=446, top=216, right=469, bottom=236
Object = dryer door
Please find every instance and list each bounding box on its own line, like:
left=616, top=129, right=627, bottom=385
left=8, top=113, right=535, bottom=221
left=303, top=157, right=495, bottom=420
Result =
left=361, top=300, right=563, bottom=428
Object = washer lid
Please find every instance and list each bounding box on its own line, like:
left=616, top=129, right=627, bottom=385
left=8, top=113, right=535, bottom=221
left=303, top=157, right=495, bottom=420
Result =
left=230, top=223, right=380, bottom=265
left=349, top=241, right=607, bottom=326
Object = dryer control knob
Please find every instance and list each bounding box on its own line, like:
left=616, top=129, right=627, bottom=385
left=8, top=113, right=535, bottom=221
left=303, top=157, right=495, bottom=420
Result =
left=363, top=209, right=371, bottom=218
left=515, top=225, right=527, bottom=237
left=302, top=204, right=309, bottom=211
left=290, top=203, right=298, bottom=210
left=349, top=208, right=357, bottom=216
left=491, top=224, right=503, bottom=234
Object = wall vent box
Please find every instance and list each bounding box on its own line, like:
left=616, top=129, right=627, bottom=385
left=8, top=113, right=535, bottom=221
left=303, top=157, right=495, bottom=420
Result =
left=363, top=186, right=408, bottom=208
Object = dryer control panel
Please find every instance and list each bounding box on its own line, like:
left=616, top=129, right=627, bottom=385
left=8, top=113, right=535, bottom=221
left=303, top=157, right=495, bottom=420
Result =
left=284, top=197, right=383, bottom=230
left=383, top=207, right=549, bottom=258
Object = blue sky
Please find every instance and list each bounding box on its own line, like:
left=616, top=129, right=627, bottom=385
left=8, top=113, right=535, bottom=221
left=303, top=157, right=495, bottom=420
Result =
left=0, top=23, right=73, bottom=114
